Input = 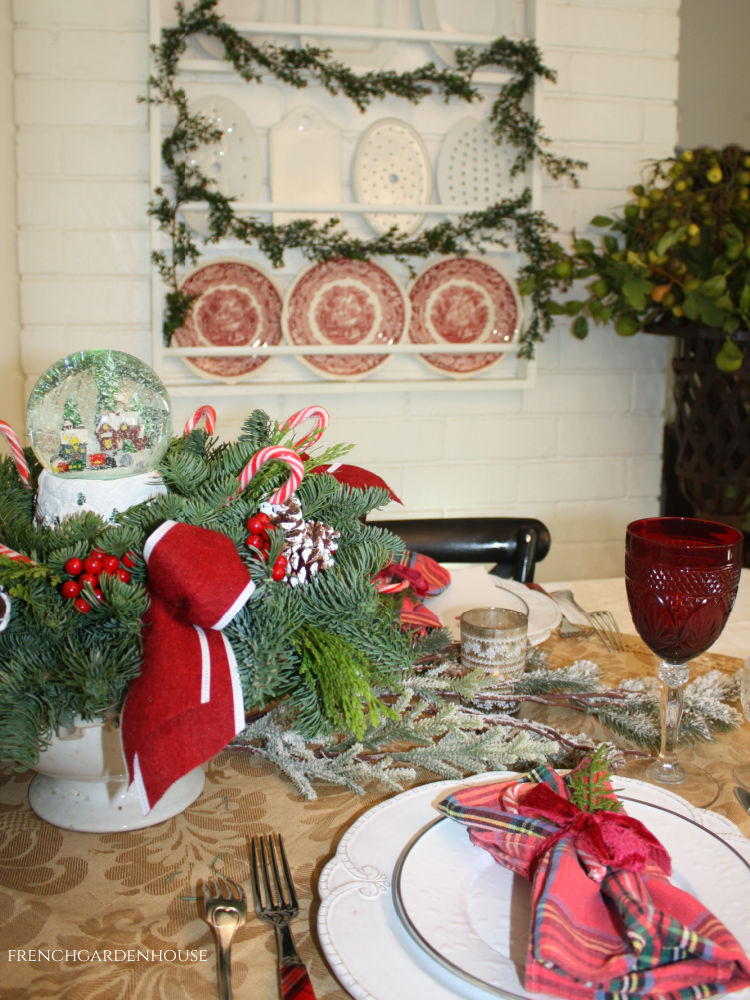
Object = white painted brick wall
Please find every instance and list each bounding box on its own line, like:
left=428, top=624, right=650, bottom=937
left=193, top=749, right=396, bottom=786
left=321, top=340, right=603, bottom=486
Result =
left=8, top=0, right=682, bottom=580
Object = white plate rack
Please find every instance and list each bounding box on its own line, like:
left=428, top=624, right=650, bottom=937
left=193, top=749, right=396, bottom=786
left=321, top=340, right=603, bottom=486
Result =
left=148, top=0, right=544, bottom=393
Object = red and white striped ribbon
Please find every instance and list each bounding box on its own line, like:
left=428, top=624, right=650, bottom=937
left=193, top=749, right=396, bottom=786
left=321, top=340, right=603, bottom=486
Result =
left=238, top=446, right=304, bottom=506
left=279, top=405, right=329, bottom=452
left=0, top=421, right=30, bottom=488
left=183, top=405, right=217, bottom=436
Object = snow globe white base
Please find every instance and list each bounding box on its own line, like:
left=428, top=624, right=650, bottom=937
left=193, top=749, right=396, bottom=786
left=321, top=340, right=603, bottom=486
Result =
left=29, top=717, right=205, bottom=833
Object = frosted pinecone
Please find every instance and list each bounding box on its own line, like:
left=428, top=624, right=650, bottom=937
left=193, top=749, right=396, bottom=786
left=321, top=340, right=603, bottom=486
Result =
left=260, top=495, right=339, bottom=585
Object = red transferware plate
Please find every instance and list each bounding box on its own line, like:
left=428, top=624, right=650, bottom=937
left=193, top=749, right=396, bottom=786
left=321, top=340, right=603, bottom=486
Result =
left=408, top=256, right=521, bottom=377
left=172, top=259, right=283, bottom=381
left=282, top=258, right=407, bottom=379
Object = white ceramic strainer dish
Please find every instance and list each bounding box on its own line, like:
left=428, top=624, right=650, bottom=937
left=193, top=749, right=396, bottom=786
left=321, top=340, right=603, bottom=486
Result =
left=352, top=118, right=433, bottom=236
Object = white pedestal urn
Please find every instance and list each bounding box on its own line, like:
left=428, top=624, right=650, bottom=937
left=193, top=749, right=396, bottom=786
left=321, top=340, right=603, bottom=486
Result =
left=29, top=717, right=205, bottom=833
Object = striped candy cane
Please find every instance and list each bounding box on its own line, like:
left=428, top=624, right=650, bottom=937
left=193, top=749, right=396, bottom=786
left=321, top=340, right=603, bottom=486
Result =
left=238, top=446, right=304, bottom=506
left=183, top=405, right=217, bottom=436
left=0, top=542, right=32, bottom=564
left=0, top=421, right=30, bottom=488
left=279, top=405, right=329, bottom=452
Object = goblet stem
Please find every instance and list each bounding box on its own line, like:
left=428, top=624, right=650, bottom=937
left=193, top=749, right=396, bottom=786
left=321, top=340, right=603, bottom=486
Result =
left=653, top=659, right=690, bottom=783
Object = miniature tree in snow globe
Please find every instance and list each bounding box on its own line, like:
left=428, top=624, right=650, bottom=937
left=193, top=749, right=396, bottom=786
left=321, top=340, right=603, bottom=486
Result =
left=27, top=350, right=173, bottom=524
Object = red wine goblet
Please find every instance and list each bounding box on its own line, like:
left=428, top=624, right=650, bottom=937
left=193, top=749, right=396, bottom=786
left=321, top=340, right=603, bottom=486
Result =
left=624, top=516, right=742, bottom=807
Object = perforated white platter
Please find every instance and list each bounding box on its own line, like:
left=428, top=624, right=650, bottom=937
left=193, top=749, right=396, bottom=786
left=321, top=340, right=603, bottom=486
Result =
left=437, top=117, right=526, bottom=207
left=181, top=95, right=262, bottom=238
left=352, top=118, right=433, bottom=236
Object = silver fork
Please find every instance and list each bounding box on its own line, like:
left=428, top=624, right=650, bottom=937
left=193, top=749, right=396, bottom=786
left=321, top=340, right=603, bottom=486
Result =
left=548, top=589, right=625, bottom=652
left=250, top=834, right=318, bottom=1000
left=202, top=874, right=247, bottom=1000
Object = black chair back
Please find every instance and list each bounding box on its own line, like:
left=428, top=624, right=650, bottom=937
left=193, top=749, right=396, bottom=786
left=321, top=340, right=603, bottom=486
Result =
left=368, top=517, right=550, bottom=583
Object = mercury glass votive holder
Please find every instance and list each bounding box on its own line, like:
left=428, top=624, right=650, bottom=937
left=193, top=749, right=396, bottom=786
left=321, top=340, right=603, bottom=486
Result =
left=460, top=606, right=528, bottom=689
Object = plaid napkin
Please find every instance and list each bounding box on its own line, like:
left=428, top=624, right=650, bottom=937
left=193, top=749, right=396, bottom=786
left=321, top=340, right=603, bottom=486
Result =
left=374, top=551, right=450, bottom=632
left=437, top=765, right=750, bottom=1000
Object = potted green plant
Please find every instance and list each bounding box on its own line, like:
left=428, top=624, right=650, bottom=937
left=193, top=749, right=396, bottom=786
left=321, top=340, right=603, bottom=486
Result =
left=542, top=144, right=750, bottom=537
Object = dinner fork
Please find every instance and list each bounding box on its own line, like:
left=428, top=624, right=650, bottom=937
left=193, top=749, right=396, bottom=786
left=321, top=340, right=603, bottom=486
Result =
left=548, top=589, right=625, bottom=652
left=250, top=834, right=318, bottom=1000
left=202, top=874, right=247, bottom=1000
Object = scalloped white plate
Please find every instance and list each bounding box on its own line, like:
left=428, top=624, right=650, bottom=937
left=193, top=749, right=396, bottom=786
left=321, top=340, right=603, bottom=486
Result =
left=319, top=775, right=750, bottom=1000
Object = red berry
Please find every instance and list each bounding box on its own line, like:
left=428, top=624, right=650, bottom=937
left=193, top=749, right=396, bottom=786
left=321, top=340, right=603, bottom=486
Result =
left=256, top=512, right=271, bottom=527
left=246, top=514, right=269, bottom=535
left=101, top=556, right=120, bottom=574
left=246, top=533, right=265, bottom=551
left=83, top=555, right=102, bottom=575
left=78, top=572, right=98, bottom=589
left=273, top=555, right=287, bottom=570
left=64, top=557, right=83, bottom=576
left=93, top=588, right=104, bottom=603
left=271, top=564, right=286, bottom=581
left=116, top=568, right=131, bottom=584
left=74, top=597, right=91, bottom=613
left=121, top=551, right=137, bottom=569
left=61, top=580, right=80, bottom=599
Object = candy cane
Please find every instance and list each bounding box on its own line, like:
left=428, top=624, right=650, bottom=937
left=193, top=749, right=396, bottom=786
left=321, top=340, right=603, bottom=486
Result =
left=183, top=405, right=217, bottom=436
left=0, top=542, right=32, bottom=564
left=280, top=405, right=329, bottom=451
left=0, top=421, right=30, bottom=488
left=238, top=446, right=304, bottom=506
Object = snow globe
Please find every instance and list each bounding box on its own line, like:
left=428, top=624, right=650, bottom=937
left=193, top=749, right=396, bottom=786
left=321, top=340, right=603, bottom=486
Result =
left=27, top=350, right=173, bottom=525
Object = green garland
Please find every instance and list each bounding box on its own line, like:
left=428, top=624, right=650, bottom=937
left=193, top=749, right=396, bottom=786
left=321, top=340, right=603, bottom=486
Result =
left=148, top=0, right=585, bottom=357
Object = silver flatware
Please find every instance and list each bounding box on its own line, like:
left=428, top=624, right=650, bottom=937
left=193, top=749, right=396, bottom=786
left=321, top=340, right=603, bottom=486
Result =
left=202, top=874, right=247, bottom=1000
left=250, top=833, right=317, bottom=1000
left=548, top=589, right=625, bottom=651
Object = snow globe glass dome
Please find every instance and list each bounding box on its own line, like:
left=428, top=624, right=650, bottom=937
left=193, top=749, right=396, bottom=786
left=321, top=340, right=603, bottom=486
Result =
left=27, top=351, right=172, bottom=524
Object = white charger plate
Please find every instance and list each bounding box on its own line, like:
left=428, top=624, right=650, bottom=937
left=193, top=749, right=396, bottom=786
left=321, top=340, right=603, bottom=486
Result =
left=318, top=775, right=750, bottom=1000
left=424, top=568, right=560, bottom=645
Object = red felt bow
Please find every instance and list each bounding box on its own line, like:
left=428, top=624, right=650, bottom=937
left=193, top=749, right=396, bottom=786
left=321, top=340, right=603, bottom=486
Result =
left=519, top=782, right=672, bottom=882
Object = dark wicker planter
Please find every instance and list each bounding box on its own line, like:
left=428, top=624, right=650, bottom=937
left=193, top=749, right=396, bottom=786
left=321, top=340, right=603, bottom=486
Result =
left=649, top=323, right=750, bottom=549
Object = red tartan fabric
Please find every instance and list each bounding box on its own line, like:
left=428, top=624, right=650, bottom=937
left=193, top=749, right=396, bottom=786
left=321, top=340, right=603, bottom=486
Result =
left=438, top=767, right=750, bottom=1000
left=374, top=551, right=450, bottom=631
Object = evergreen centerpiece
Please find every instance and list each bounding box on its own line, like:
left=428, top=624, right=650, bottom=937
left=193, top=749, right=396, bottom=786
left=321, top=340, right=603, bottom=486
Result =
left=0, top=352, right=424, bottom=790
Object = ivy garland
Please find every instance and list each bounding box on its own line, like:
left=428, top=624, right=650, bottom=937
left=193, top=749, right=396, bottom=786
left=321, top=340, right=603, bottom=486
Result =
left=148, top=0, right=585, bottom=357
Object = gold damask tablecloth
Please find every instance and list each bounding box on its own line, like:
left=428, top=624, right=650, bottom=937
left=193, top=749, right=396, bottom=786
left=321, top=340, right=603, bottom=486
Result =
left=1, top=632, right=750, bottom=1000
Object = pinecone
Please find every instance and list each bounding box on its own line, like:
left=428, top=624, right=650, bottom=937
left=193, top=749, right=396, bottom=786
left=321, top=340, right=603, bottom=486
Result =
left=260, top=495, right=340, bottom=586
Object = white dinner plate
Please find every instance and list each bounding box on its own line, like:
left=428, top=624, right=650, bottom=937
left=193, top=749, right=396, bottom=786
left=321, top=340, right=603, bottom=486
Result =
left=418, top=0, right=521, bottom=67
left=318, top=775, right=750, bottom=1000
left=300, top=0, right=399, bottom=67
left=424, top=568, right=560, bottom=645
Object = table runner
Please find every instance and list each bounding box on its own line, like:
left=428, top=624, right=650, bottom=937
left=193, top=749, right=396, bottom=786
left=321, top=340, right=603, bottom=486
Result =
left=1, top=632, right=749, bottom=1000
